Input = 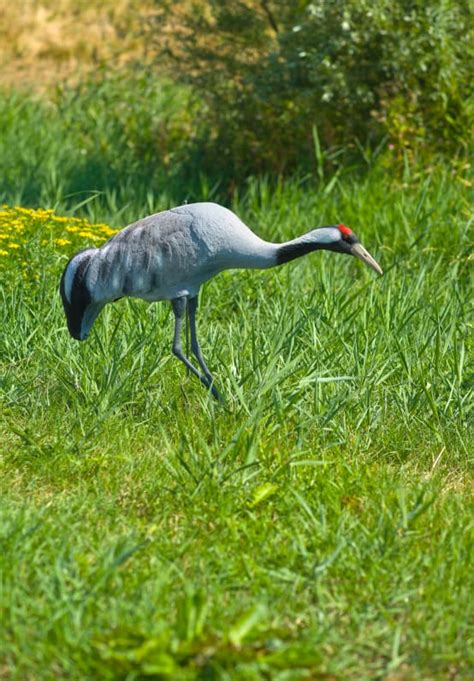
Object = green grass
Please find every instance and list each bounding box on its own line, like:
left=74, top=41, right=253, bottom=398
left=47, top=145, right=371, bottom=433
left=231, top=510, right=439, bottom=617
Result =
left=0, top=75, right=199, bottom=210
left=0, top=165, right=473, bottom=679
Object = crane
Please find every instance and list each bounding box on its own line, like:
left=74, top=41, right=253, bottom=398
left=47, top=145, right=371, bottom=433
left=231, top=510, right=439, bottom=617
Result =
left=59, top=202, right=383, bottom=399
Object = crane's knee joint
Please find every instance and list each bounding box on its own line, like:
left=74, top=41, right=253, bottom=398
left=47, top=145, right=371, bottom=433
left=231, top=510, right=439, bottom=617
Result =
left=172, top=344, right=184, bottom=360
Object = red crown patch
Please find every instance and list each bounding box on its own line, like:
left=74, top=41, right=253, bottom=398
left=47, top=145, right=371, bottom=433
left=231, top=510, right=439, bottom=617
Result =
left=338, top=224, right=353, bottom=236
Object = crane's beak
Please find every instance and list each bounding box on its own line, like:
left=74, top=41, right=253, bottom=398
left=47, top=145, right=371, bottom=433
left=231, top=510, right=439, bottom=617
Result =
left=351, top=243, right=383, bottom=275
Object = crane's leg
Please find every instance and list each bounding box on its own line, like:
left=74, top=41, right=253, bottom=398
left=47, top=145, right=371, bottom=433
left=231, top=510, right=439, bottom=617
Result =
left=171, top=297, right=221, bottom=400
left=188, top=296, right=222, bottom=401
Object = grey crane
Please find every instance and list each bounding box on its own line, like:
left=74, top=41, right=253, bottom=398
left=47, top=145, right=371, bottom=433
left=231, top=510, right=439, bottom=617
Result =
left=60, top=202, right=383, bottom=399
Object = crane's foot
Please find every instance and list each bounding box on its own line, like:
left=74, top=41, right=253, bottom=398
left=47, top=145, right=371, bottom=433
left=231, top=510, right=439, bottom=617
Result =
left=205, top=378, right=224, bottom=403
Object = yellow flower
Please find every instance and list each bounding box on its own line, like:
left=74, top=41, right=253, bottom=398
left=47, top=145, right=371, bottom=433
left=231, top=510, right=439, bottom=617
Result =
left=100, top=226, right=117, bottom=236
left=0, top=249, right=8, bottom=256
left=0, top=205, right=118, bottom=252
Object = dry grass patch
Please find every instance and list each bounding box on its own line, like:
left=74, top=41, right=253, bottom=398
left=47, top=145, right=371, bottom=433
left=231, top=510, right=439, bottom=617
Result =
left=0, top=0, right=154, bottom=90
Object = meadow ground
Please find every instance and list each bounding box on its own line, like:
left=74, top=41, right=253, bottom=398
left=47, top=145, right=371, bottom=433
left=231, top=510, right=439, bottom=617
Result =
left=0, top=167, right=473, bottom=679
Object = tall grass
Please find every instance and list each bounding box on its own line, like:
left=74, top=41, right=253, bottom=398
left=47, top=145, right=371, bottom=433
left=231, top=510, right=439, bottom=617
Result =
left=6, top=73, right=469, bottom=220
left=1, top=161, right=472, bottom=678
left=0, top=73, right=200, bottom=210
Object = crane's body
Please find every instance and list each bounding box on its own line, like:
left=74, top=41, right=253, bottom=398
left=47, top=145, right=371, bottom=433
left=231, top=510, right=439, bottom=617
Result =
left=60, top=202, right=382, bottom=399
left=64, top=204, right=275, bottom=307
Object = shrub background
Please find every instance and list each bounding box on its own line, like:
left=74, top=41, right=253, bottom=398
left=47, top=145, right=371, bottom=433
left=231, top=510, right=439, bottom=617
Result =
left=1, top=0, right=472, bottom=207
left=148, top=0, right=473, bottom=182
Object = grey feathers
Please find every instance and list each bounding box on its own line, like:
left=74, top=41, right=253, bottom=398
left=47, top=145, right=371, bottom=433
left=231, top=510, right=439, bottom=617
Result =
left=59, top=203, right=278, bottom=342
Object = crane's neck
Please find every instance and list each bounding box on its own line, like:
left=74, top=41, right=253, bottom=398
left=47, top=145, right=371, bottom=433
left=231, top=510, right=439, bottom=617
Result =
left=273, top=226, right=344, bottom=266
left=233, top=226, right=344, bottom=270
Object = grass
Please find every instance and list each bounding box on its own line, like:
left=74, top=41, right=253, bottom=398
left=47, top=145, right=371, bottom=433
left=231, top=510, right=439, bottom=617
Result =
left=0, top=164, right=473, bottom=679
left=0, top=77, right=197, bottom=210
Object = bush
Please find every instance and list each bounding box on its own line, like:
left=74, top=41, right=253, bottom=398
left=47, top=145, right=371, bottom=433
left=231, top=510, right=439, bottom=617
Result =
left=148, top=0, right=473, bottom=180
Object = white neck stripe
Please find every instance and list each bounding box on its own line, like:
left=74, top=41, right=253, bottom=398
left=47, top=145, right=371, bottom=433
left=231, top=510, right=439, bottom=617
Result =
left=64, top=251, right=92, bottom=303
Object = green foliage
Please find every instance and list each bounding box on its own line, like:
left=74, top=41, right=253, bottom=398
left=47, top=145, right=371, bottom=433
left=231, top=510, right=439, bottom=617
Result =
left=56, top=69, right=197, bottom=188
left=0, top=71, right=199, bottom=209
left=1, top=167, right=473, bottom=678
left=149, top=0, right=474, bottom=180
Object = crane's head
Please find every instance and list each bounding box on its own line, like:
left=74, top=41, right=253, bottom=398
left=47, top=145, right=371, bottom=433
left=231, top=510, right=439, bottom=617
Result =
left=276, top=223, right=383, bottom=272
left=331, top=224, right=383, bottom=275
left=59, top=249, right=105, bottom=341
